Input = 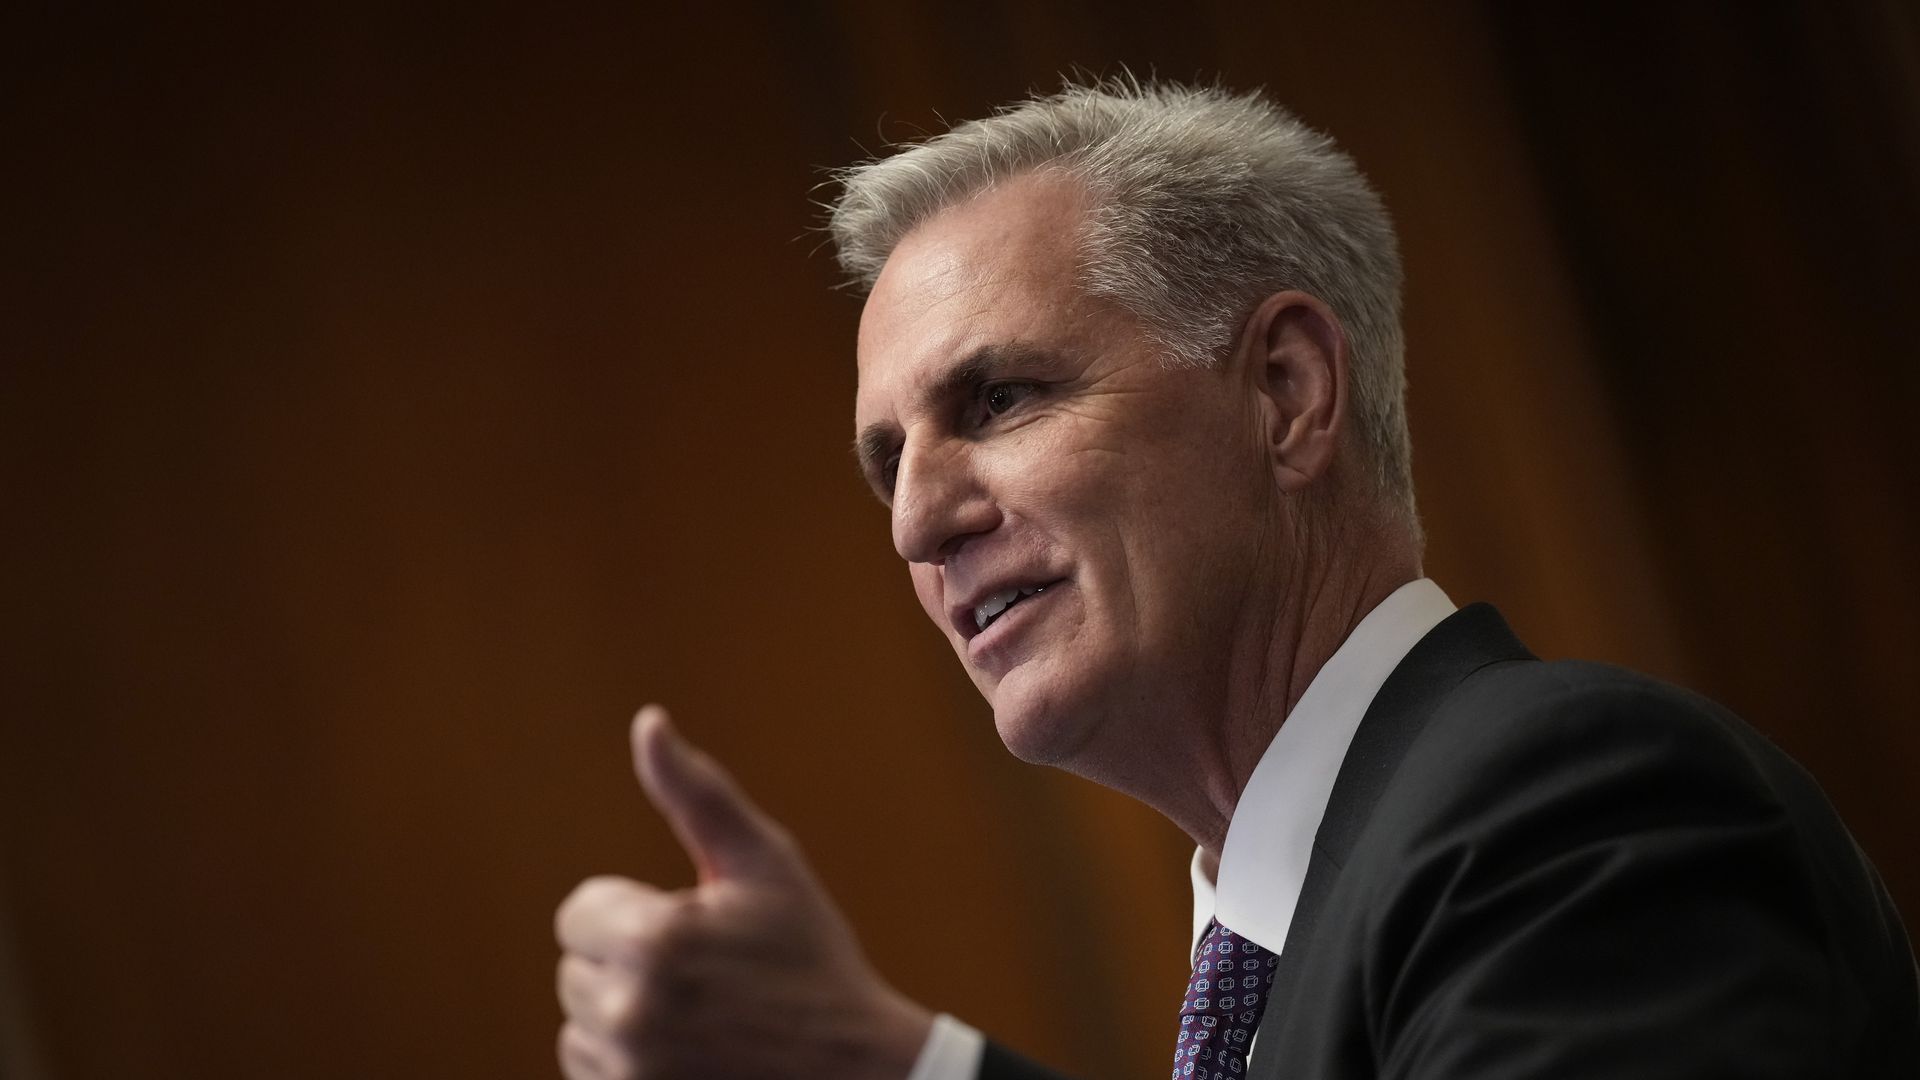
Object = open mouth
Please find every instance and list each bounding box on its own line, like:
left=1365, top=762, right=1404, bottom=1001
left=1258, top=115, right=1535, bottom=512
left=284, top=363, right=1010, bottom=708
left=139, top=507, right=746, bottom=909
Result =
left=973, top=583, right=1052, bottom=634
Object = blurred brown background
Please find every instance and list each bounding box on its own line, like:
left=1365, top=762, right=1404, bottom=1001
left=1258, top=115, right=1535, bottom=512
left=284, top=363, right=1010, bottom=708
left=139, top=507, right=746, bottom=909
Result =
left=3, top=2, right=1917, bottom=1078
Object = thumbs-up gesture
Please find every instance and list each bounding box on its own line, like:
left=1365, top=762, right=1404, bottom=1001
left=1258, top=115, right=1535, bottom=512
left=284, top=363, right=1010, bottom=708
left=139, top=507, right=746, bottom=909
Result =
left=554, top=705, right=935, bottom=1079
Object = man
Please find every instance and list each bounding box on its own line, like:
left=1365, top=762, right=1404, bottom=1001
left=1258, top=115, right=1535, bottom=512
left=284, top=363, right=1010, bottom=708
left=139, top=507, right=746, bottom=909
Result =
left=554, top=81, right=1919, bottom=1079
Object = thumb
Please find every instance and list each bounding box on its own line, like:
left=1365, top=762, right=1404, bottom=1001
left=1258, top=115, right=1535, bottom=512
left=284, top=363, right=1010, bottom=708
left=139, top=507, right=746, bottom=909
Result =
left=630, top=704, right=798, bottom=886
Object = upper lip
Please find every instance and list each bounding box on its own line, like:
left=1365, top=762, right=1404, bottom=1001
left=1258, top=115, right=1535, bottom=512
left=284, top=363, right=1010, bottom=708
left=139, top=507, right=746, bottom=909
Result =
left=948, top=575, right=1065, bottom=641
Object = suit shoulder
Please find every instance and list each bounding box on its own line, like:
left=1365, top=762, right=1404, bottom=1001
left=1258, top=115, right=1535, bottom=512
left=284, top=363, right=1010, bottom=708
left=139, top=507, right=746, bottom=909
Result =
left=1362, top=657, right=1822, bottom=868
left=1316, top=666, right=1919, bottom=1077
left=1416, top=657, right=1796, bottom=792
left=1333, top=659, right=1920, bottom=1075
left=1446, top=656, right=1733, bottom=731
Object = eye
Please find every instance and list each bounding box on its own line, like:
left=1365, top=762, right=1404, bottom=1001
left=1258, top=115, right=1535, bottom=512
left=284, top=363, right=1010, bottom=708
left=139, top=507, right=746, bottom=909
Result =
left=983, top=382, right=1036, bottom=417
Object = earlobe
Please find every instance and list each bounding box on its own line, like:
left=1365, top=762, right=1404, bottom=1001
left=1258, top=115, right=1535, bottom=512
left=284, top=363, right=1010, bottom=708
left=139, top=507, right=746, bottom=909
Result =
left=1246, top=291, right=1348, bottom=493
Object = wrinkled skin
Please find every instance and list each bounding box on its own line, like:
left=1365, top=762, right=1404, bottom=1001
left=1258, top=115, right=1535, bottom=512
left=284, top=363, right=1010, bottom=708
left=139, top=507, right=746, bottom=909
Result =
left=553, top=170, right=1408, bottom=1079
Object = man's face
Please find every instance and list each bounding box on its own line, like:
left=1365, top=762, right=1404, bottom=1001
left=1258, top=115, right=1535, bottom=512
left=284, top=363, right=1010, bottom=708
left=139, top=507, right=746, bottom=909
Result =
left=853, top=175, right=1284, bottom=770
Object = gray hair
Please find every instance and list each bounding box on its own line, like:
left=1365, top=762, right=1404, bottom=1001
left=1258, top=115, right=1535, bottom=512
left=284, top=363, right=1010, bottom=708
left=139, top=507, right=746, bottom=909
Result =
left=828, top=79, right=1417, bottom=531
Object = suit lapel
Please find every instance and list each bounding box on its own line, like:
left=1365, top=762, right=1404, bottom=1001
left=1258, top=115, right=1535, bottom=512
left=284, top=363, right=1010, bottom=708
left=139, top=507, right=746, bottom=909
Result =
left=1259, top=604, right=1536, bottom=1036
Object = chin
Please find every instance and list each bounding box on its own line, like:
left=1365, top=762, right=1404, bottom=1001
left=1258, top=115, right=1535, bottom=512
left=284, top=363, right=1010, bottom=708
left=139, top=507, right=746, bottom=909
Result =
left=992, top=707, right=1062, bottom=765
left=984, top=664, right=1100, bottom=767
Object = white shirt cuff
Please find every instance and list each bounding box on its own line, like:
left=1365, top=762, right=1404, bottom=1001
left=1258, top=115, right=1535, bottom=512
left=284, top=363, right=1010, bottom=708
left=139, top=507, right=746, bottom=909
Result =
left=905, top=1013, right=986, bottom=1080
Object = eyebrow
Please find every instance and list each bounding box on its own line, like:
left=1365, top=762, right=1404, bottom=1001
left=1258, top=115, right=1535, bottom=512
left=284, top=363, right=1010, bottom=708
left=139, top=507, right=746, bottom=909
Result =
left=852, top=341, right=1065, bottom=492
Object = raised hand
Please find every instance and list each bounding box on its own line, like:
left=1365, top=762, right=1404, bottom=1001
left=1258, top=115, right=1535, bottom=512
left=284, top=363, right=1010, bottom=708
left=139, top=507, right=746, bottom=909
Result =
left=554, top=705, right=934, bottom=1079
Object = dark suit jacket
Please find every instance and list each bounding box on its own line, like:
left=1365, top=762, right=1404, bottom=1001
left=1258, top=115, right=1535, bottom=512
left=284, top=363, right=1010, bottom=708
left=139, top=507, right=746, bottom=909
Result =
left=980, top=603, right=1920, bottom=1079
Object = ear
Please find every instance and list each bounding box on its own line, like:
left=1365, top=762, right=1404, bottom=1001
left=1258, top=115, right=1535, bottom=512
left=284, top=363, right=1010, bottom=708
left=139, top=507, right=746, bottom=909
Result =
left=1241, top=290, right=1349, bottom=493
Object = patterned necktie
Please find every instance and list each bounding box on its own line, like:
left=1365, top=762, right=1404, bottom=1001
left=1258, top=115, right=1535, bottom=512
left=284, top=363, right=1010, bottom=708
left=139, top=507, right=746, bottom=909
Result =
left=1172, top=917, right=1277, bottom=1079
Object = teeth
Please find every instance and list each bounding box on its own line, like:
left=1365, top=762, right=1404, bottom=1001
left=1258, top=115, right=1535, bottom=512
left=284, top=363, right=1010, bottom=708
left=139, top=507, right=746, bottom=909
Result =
left=973, top=587, right=1025, bottom=631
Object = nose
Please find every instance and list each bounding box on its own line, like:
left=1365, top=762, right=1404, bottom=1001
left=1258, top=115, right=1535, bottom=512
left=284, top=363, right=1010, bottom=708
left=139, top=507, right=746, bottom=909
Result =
left=890, top=436, right=1001, bottom=564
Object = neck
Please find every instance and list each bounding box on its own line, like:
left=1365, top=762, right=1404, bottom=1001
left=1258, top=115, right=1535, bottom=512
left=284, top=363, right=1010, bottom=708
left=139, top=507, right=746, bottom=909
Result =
left=1176, top=512, right=1421, bottom=857
left=1035, top=503, right=1422, bottom=860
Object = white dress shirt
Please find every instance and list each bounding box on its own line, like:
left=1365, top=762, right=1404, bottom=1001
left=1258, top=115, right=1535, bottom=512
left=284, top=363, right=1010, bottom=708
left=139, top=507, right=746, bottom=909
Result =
left=909, top=579, right=1458, bottom=1080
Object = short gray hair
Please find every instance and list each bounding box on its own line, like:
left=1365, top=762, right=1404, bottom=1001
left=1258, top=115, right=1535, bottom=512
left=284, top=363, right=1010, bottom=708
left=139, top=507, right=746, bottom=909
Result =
left=828, top=78, right=1416, bottom=530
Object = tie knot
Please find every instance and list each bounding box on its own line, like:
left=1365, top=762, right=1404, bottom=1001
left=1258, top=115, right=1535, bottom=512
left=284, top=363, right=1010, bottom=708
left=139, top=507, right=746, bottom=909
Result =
left=1171, top=918, right=1277, bottom=1079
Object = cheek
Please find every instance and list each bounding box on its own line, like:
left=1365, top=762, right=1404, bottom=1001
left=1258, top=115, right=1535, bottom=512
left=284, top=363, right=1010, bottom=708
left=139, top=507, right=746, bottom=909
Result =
left=909, top=565, right=947, bottom=629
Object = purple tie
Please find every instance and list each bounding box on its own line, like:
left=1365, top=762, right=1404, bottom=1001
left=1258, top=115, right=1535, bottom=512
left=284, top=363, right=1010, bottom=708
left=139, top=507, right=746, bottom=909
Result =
left=1172, top=918, right=1277, bottom=1079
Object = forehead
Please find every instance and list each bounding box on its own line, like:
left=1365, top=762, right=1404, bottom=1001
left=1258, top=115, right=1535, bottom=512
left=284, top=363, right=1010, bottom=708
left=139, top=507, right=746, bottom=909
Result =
left=854, top=174, right=1092, bottom=422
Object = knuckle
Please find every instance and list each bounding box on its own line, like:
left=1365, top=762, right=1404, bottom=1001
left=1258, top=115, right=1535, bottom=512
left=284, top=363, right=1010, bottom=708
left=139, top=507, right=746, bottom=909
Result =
left=557, top=972, right=597, bottom=1029
left=557, top=1022, right=606, bottom=1080
left=597, top=974, right=644, bottom=1033
left=557, top=875, right=629, bottom=931
left=562, top=1018, right=644, bottom=1080
left=577, top=874, right=639, bottom=905
left=557, top=877, right=598, bottom=914
left=606, top=915, right=670, bottom=964
left=642, top=903, right=703, bottom=963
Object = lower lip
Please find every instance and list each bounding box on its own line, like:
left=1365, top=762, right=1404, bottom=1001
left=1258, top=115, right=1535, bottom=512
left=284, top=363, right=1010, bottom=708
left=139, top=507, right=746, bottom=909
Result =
left=966, top=583, right=1064, bottom=661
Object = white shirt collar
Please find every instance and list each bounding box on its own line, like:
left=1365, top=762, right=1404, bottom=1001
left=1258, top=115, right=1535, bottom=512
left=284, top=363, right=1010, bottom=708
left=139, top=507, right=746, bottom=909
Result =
left=1190, top=578, right=1457, bottom=954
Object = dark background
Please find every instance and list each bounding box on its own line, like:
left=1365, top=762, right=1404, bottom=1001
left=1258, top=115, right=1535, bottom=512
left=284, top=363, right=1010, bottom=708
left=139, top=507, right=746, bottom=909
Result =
left=4, top=3, right=1916, bottom=1077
